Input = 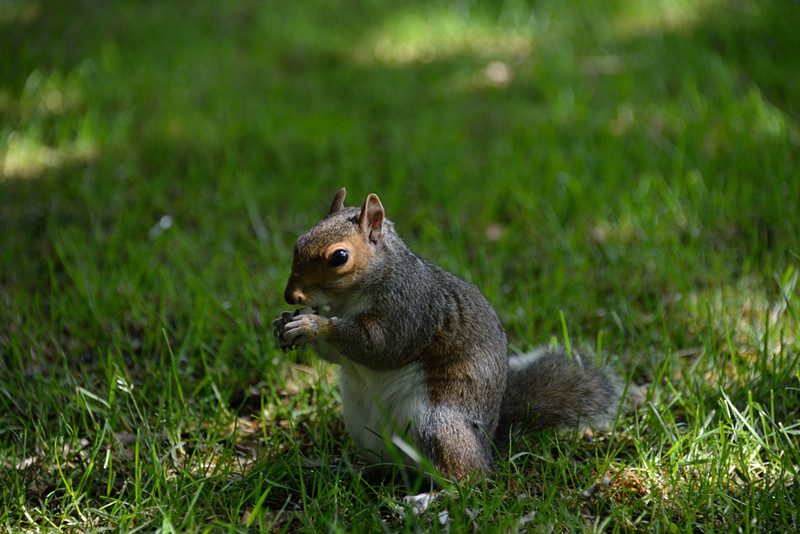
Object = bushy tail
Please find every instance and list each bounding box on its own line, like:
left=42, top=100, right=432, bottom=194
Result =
left=495, top=346, right=624, bottom=444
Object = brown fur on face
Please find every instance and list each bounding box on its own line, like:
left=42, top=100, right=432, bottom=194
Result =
left=284, top=216, right=376, bottom=308
left=284, top=190, right=386, bottom=309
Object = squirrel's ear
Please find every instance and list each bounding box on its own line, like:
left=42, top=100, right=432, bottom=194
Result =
left=328, top=188, right=347, bottom=215
left=359, top=193, right=384, bottom=245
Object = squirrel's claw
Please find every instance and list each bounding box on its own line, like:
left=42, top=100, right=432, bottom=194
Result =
left=282, top=314, right=321, bottom=348
left=272, top=309, right=319, bottom=351
left=272, top=311, right=297, bottom=351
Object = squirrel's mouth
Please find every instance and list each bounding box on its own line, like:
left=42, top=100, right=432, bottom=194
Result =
left=294, top=306, right=321, bottom=316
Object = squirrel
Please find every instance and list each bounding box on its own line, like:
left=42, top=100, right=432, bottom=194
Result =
left=272, top=188, right=624, bottom=480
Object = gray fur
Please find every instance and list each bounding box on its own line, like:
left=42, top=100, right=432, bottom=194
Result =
left=274, top=189, right=625, bottom=478
left=495, top=347, right=622, bottom=454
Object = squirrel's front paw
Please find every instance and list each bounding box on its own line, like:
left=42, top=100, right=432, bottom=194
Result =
left=271, top=311, right=295, bottom=350
left=271, top=309, right=324, bottom=351
left=283, top=314, right=326, bottom=349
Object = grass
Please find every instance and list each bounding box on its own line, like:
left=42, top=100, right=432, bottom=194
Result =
left=1, top=0, right=799, bottom=531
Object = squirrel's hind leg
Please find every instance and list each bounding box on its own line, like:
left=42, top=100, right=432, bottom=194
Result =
left=418, top=407, right=496, bottom=480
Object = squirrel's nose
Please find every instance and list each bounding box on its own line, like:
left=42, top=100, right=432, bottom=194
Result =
left=284, top=287, right=305, bottom=305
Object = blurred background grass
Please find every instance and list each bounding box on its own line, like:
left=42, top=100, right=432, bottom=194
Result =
left=3, top=0, right=799, bottom=424
left=3, top=0, right=798, bottom=359
left=2, top=0, right=799, bottom=421
left=1, top=0, right=799, bottom=528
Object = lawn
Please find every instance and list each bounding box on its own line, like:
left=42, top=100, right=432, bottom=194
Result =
left=1, top=0, right=799, bottom=531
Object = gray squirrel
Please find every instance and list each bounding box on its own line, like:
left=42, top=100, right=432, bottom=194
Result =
left=272, top=188, right=623, bottom=479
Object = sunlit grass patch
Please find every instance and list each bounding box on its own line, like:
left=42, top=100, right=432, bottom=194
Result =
left=2, top=128, right=98, bottom=179
left=0, top=66, right=100, bottom=180
left=612, top=0, right=713, bottom=38
left=354, top=3, right=535, bottom=65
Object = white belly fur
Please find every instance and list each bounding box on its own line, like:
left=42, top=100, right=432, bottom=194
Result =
left=337, top=359, right=429, bottom=464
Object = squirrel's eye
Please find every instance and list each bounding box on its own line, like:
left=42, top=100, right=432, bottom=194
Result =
left=329, top=249, right=349, bottom=267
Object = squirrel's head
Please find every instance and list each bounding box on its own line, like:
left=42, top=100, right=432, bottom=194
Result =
left=283, top=188, right=385, bottom=312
